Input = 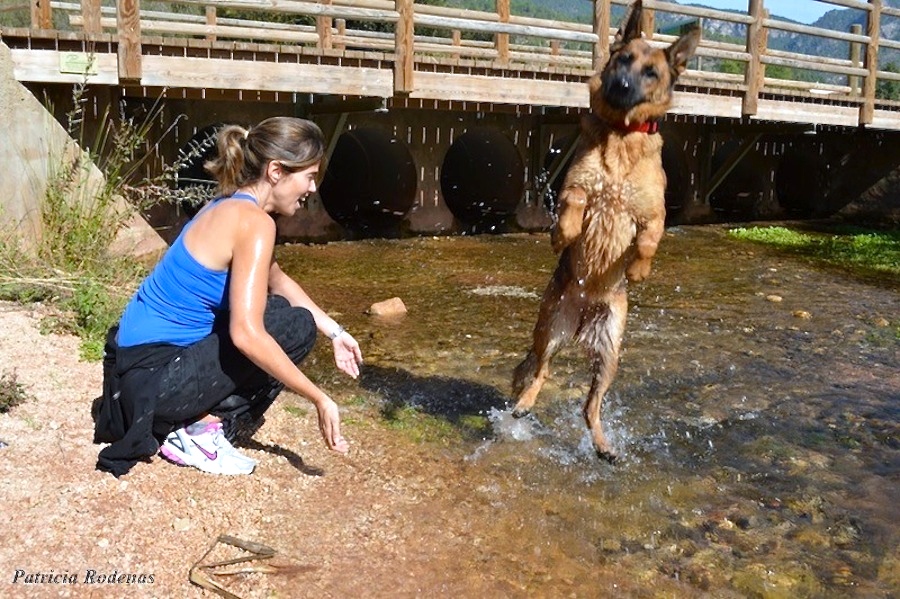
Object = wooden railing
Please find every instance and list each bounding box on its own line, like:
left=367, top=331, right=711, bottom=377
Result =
left=4, top=0, right=900, bottom=128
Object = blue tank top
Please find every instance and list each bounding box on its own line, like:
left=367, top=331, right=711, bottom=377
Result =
left=117, top=193, right=258, bottom=347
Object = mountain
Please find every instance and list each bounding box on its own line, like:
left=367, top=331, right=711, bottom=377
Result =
left=514, top=0, right=900, bottom=76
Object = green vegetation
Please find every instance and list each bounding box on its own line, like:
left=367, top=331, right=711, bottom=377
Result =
left=0, top=80, right=207, bottom=360
left=380, top=401, right=492, bottom=444
left=0, top=370, right=31, bottom=413
left=877, top=63, right=900, bottom=101
left=727, top=225, right=900, bottom=277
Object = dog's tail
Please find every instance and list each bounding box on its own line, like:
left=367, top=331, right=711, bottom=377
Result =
left=511, top=350, right=538, bottom=397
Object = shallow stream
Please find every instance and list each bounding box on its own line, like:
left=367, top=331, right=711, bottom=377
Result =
left=276, top=225, right=898, bottom=597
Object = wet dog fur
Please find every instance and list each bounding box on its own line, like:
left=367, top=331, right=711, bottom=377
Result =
left=511, top=0, right=700, bottom=462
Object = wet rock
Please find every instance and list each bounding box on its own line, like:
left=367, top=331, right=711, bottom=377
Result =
left=877, top=547, right=900, bottom=590
left=788, top=527, right=831, bottom=549
left=368, top=297, right=407, bottom=317
left=766, top=294, right=784, bottom=303
left=681, top=547, right=734, bottom=591
left=732, top=561, right=825, bottom=598
left=792, top=310, right=811, bottom=319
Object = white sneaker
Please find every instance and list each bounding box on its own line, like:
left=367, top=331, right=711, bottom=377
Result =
left=159, top=422, right=256, bottom=475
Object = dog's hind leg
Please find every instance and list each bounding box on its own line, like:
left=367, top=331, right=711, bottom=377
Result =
left=581, top=288, right=628, bottom=462
left=512, top=262, right=583, bottom=416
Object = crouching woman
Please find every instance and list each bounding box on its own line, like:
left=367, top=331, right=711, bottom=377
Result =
left=93, top=116, right=362, bottom=476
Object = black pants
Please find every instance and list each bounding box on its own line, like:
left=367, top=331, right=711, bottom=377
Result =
left=149, top=295, right=316, bottom=431
left=95, top=295, right=317, bottom=476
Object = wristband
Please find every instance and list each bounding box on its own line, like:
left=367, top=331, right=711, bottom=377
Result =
left=328, top=325, right=346, bottom=340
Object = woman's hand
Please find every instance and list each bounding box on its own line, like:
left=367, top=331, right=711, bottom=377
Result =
left=333, top=333, right=363, bottom=379
left=315, top=396, right=349, bottom=453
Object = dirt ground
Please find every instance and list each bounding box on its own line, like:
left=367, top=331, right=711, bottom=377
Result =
left=0, top=300, right=490, bottom=599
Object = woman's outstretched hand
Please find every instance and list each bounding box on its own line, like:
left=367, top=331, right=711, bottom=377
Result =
left=316, top=396, right=349, bottom=453
left=333, top=333, right=363, bottom=379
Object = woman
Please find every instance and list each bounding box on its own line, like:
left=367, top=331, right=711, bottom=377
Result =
left=94, top=116, right=362, bottom=476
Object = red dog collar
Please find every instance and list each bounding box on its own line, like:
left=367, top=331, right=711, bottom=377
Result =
left=617, top=120, right=660, bottom=134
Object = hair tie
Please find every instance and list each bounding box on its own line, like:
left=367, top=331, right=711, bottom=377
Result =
left=243, top=128, right=250, bottom=140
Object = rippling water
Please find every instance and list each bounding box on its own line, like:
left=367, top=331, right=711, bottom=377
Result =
left=277, top=226, right=898, bottom=597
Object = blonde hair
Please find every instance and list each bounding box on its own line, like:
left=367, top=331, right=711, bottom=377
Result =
left=204, top=116, right=326, bottom=196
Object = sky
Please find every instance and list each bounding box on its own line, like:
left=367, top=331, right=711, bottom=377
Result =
left=692, top=1, right=835, bottom=24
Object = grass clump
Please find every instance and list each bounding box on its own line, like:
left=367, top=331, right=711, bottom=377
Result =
left=0, top=77, right=212, bottom=360
left=0, top=370, right=31, bottom=413
left=728, top=225, right=900, bottom=277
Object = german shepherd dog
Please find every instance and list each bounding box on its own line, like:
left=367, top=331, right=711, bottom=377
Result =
left=511, top=0, right=700, bottom=462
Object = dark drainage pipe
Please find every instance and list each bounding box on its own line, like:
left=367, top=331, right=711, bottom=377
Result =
left=318, top=127, right=417, bottom=237
left=440, top=129, right=524, bottom=228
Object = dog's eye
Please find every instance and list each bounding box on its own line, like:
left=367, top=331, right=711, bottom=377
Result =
left=642, top=65, right=659, bottom=79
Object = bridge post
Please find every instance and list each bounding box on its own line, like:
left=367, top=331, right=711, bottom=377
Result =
left=495, top=0, right=510, bottom=65
left=742, top=0, right=765, bottom=116
left=859, top=0, right=881, bottom=125
left=395, top=0, right=414, bottom=93
left=81, top=0, right=102, bottom=35
left=116, top=0, right=142, bottom=81
left=30, top=0, right=52, bottom=29
left=317, top=0, right=334, bottom=50
left=593, top=0, right=611, bottom=72
left=335, top=19, right=347, bottom=51
left=849, top=24, right=862, bottom=95
left=640, top=4, right=654, bottom=39
left=205, top=6, right=216, bottom=43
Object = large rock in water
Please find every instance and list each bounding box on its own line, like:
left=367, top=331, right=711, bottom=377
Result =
left=835, top=164, right=900, bottom=227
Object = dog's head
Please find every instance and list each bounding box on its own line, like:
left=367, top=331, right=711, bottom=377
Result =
left=589, top=0, right=700, bottom=128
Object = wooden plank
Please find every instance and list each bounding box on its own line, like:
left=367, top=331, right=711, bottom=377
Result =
left=754, top=98, right=860, bottom=127
left=172, top=0, right=397, bottom=23
left=138, top=55, right=393, bottom=96
left=413, top=14, right=597, bottom=44
left=206, top=6, right=216, bottom=42
left=743, top=0, right=764, bottom=115
left=117, top=0, right=142, bottom=80
left=860, top=0, right=881, bottom=125
left=409, top=71, right=587, bottom=107
left=593, top=0, right=611, bottom=71
left=394, top=0, right=414, bottom=93
left=495, top=0, right=509, bottom=66
left=9, top=48, right=119, bottom=83
left=870, top=108, right=900, bottom=130
left=642, top=0, right=754, bottom=25
left=85, top=16, right=321, bottom=45
left=316, top=0, right=333, bottom=50
left=81, top=0, right=101, bottom=34
left=670, top=91, right=744, bottom=119
left=31, top=0, right=52, bottom=29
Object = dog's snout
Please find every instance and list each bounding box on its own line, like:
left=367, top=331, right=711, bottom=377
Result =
left=602, top=69, right=642, bottom=110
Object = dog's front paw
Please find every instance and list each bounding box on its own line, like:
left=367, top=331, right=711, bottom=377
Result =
left=596, top=447, right=618, bottom=464
left=511, top=406, right=531, bottom=419
left=626, top=258, right=652, bottom=282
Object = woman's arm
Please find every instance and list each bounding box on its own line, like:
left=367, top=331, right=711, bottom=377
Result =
left=227, top=210, right=348, bottom=452
left=268, top=261, right=363, bottom=379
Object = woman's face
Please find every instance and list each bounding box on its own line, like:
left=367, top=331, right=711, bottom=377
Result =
left=273, top=162, right=320, bottom=216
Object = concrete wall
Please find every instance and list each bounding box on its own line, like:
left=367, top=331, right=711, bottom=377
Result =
left=0, top=41, right=164, bottom=257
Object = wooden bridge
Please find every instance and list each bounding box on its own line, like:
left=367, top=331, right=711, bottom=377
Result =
left=3, top=0, right=900, bottom=129
left=2, top=1, right=899, bottom=239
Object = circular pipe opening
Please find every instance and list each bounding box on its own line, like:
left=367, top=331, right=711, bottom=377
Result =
left=318, top=127, right=417, bottom=237
left=440, top=129, right=524, bottom=228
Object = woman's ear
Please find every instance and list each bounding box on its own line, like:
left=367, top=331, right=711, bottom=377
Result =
left=266, top=160, right=282, bottom=184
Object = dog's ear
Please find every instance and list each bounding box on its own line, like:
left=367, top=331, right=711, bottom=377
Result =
left=665, top=26, right=701, bottom=77
left=612, top=0, right=644, bottom=52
